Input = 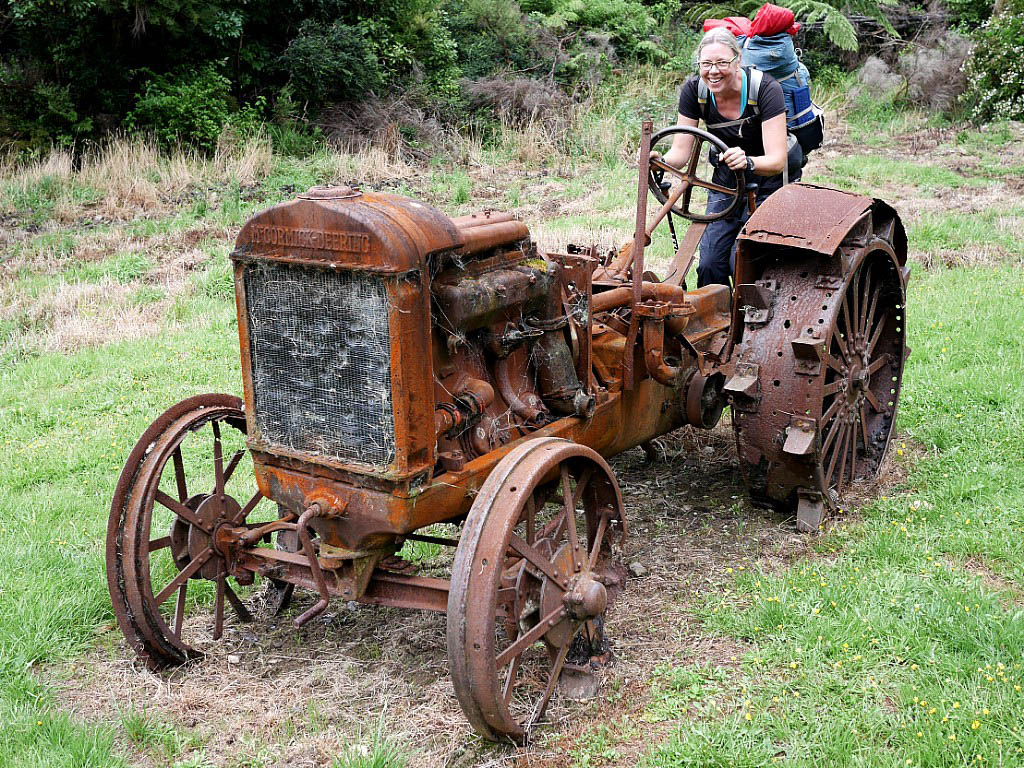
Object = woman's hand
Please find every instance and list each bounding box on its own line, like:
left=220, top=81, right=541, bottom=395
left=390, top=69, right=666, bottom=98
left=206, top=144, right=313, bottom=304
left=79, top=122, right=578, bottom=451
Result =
left=720, top=146, right=749, bottom=171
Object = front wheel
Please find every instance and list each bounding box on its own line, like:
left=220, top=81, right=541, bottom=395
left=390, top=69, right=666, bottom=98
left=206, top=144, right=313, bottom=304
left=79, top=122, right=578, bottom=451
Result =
left=447, top=438, right=627, bottom=742
left=106, top=394, right=270, bottom=668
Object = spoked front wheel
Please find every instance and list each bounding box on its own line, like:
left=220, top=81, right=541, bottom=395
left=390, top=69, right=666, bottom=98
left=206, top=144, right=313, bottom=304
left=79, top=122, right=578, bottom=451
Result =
left=106, top=394, right=271, bottom=668
left=448, top=438, right=626, bottom=742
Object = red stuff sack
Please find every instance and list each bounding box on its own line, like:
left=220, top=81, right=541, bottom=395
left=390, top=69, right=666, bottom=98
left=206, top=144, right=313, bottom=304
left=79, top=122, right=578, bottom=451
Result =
left=749, top=3, right=801, bottom=37
left=703, top=16, right=752, bottom=37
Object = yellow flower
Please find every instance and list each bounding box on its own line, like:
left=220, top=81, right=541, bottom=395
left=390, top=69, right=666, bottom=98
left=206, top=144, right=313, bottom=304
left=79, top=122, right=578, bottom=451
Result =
left=949, top=734, right=957, bottom=741
left=972, top=720, right=981, bottom=730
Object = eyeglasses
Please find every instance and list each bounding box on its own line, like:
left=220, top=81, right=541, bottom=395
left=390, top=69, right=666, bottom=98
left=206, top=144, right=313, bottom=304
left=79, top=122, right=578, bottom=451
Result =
left=698, top=56, right=738, bottom=72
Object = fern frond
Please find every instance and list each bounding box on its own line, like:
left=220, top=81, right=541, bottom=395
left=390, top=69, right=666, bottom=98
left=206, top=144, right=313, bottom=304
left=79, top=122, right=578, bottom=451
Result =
left=679, top=0, right=900, bottom=52
left=789, top=0, right=859, bottom=50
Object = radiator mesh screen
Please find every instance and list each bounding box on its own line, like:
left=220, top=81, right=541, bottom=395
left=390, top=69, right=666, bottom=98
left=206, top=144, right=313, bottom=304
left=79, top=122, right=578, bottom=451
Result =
left=244, top=261, right=396, bottom=468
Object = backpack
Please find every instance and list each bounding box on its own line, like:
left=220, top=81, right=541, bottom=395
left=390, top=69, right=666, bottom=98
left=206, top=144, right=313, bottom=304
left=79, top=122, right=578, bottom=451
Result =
left=696, top=34, right=824, bottom=160
left=740, top=34, right=824, bottom=155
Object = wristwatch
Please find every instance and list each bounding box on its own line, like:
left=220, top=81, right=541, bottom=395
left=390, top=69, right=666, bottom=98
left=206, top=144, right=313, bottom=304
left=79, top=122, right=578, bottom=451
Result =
left=745, top=156, right=755, bottom=173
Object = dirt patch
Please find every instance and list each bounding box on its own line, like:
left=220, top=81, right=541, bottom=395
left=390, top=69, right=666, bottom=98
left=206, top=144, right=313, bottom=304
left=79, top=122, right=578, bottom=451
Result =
left=962, top=557, right=1024, bottom=608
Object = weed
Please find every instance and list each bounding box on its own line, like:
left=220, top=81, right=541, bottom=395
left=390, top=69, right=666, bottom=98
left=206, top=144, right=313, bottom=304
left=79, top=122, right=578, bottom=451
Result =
left=332, top=720, right=410, bottom=768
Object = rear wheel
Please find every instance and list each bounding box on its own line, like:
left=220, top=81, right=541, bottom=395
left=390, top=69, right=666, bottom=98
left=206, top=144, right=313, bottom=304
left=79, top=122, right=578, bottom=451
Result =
left=731, top=236, right=906, bottom=531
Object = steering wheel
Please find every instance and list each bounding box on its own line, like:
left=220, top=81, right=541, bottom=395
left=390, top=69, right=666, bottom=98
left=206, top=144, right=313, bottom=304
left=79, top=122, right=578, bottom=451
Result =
left=648, top=125, right=745, bottom=223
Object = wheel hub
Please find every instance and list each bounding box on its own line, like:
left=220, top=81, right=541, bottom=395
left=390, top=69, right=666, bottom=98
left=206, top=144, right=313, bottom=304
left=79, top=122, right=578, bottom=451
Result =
left=187, top=493, right=241, bottom=579
left=563, top=575, right=607, bottom=621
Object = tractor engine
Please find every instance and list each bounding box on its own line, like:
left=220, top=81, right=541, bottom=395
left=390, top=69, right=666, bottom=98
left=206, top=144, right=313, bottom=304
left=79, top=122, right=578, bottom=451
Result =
left=230, top=186, right=608, bottom=503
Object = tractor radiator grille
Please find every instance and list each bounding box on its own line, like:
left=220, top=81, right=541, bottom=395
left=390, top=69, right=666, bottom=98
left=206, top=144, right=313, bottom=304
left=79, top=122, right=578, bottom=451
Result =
left=244, top=261, right=396, bottom=468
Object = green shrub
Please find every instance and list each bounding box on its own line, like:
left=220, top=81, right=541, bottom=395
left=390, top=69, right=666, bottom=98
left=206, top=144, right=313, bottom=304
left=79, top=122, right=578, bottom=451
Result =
left=0, top=64, right=94, bottom=150
left=946, top=0, right=993, bottom=27
left=530, top=0, right=660, bottom=58
left=446, top=0, right=538, bottom=80
left=126, top=66, right=232, bottom=151
left=960, top=0, right=1024, bottom=123
left=279, top=20, right=382, bottom=108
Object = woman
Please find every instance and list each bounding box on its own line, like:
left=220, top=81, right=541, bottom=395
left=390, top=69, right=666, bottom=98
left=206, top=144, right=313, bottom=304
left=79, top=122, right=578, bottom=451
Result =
left=659, top=27, right=795, bottom=287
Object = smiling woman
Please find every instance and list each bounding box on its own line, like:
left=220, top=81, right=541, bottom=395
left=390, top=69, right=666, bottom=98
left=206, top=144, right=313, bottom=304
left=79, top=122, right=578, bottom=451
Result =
left=658, top=27, right=792, bottom=288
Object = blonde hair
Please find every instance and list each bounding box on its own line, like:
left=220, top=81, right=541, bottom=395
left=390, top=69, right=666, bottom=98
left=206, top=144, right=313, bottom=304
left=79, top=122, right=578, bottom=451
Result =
left=696, top=28, right=742, bottom=62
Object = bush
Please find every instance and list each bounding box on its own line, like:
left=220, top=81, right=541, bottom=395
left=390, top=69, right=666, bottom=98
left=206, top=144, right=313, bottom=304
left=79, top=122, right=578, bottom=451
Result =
left=446, top=0, right=540, bottom=80
left=126, top=66, right=232, bottom=151
left=0, top=64, right=94, bottom=151
left=279, top=21, right=383, bottom=108
left=960, top=0, right=1024, bottom=123
left=945, top=0, right=993, bottom=28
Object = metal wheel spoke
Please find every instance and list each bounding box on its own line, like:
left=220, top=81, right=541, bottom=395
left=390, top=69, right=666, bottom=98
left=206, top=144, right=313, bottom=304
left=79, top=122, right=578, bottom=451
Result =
left=534, top=509, right=567, bottom=545
left=571, top=466, right=594, bottom=509
left=840, top=296, right=854, bottom=348
left=862, top=281, right=881, bottom=345
left=826, top=354, right=846, bottom=374
left=851, top=269, right=861, bottom=338
left=229, top=489, right=264, bottom=525
left=154, top=489, right=209, bottom=532
left=529, top=642, right=571, bottom=727
left=832, top=313, right=850, bottom=359
left=860, top=404, right=870, bottom=451
left=154, top=548, right=212, bottom=606
left=223, top=450, right=245, bottom=485
left=825, top=422, right=849, bottom=485
left=858, top=268, right=874, bottom=337
left=213, top=571, right=226, bottom=641
left=866, top=354, right=890, bottom=375
left=836, top=427, right=852, bottom=494
left=849, top=419, right=859, bottom=482
left=823, top=380, right=844, bottom=397
left=172, top=447, right=188, bottom=502
left=588, top=515, right=609, bottom=570
left=686, top=139, right=703, bottom=177
left=224, top=581, right=253, bottom=623
left=212, top=421, right=225, bottom=498
left=509, top=533, right=567, bottom=586
left=495, top=605, right=567, bottom=668
left=502, top=652, right=523, bottom=706
left=864, top=389, right=883, bottom=412
left=560, top=465, right=581, bottom=560
left=866, top=312, right=887, bottom=355
left=149, top=535, right=171, bottom=552
left=821, top=395, right=843, bottom=427
left=173, top=584, right=187, bottom=637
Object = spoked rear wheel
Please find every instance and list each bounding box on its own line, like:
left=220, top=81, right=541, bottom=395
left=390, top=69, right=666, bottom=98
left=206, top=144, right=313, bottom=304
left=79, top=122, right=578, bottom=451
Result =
left=732, top=238, right=906, bottom=531
left=448, top=438, right=626, bottom=742
left=106, top=394, right=271, bottom=668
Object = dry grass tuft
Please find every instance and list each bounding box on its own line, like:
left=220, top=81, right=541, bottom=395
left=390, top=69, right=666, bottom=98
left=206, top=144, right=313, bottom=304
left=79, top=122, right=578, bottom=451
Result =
left=0, top=278, right=168, bottom=358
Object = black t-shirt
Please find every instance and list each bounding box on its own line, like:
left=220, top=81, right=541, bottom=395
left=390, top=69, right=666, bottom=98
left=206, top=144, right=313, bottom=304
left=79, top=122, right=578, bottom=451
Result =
left=678, top=68, right=786, bottom=158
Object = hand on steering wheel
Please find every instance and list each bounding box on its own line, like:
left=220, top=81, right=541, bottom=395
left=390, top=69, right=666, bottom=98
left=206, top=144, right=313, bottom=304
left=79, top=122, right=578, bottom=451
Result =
left=647, top=125, right=746, bottom=223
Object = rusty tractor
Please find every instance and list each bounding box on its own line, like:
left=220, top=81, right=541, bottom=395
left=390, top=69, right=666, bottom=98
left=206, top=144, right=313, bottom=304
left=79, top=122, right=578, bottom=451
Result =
left=106, top=122, right=908, bottom=741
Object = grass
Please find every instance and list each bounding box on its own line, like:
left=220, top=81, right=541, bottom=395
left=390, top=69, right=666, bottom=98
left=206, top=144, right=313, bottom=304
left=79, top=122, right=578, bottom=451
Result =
left=640, top=266, right=1024, bottom=768
left=1, top=67, right=1023, bottom=767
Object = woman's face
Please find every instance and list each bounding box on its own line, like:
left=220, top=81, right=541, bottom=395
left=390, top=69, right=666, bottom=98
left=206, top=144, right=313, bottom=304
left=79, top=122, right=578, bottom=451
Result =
left=698, top=42, right=739, bottom=94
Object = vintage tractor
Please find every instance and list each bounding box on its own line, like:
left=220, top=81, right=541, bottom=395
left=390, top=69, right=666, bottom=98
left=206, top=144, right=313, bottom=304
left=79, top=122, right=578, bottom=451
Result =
left=106, top=123, right=908, bottom=741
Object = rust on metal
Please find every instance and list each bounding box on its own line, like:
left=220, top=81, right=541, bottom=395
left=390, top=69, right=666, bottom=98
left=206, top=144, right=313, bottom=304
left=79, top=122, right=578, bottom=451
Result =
left=106, top=131, right=907, bottom=743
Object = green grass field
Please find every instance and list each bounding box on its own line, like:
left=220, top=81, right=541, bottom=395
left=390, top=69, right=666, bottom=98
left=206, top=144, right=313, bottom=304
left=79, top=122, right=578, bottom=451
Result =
left=1, top=74, right=1023, bottom=767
